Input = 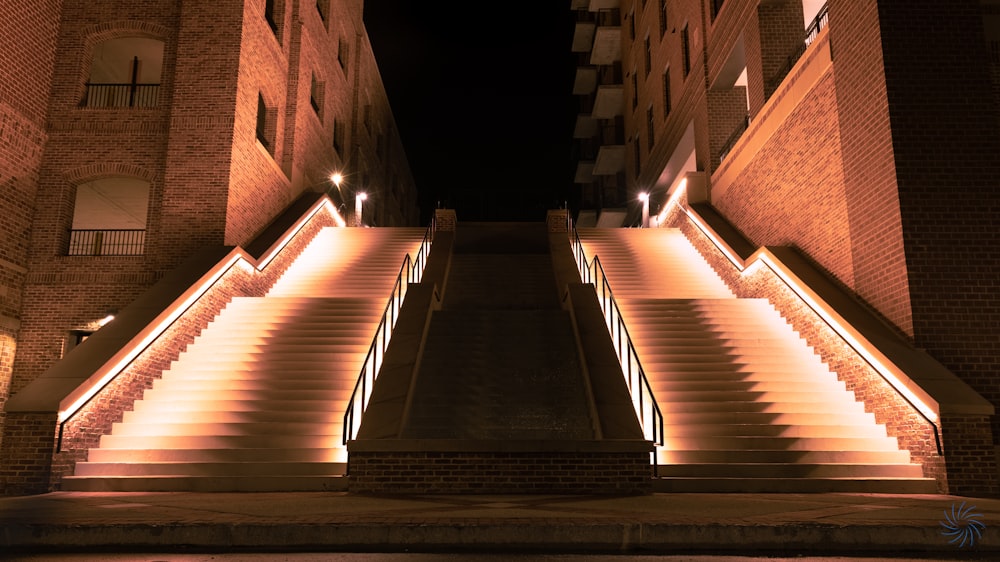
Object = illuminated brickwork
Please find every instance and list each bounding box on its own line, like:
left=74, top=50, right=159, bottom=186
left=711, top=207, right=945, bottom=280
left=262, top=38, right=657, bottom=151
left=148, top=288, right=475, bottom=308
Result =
left=0, top=1, right=419, bottom=490
left=348, top=451, right=652, bottom=495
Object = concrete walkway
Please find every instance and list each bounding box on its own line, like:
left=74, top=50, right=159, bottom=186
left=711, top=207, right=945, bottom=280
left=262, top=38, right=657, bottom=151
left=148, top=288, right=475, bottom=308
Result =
left=1, top=491, right=998, bottom=557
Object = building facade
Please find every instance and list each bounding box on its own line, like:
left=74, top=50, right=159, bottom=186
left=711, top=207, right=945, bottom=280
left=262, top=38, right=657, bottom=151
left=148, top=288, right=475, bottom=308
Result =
left=572, top=0, right=1000, bottom=491
left=0, top=0, right=419, bottom=493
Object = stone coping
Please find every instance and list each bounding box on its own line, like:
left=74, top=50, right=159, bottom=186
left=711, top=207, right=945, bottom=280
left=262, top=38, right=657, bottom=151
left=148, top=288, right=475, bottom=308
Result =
left=346, top=438, right=655, bottom=453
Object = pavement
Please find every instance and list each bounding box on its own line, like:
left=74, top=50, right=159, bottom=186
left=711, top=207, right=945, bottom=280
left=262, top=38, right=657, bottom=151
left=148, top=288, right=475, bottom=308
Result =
left=1, top=491, right=998, bottom=558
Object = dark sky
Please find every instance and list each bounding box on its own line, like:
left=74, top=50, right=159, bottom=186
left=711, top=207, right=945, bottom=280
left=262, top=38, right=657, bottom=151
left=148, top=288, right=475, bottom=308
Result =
left=362, top=3, right=578, bottom=223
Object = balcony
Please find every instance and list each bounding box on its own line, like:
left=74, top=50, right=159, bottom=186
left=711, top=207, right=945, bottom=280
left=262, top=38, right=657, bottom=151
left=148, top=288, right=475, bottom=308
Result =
left=588, top=0, right=618, bottom=10
left=592, top=85, right=624, bottom=119
left=573, top=67, right=598, bottom=95
left=590, top=27, right=622, bottom=65
left=575, top=161, right=596, bottom=184
left=574, top=115, right=599, bottom=139
left=572, top=22, right=596, bottom=53
left=68, top=229, right=146, bottom=256
left=593, top=145, right=625, bottom=175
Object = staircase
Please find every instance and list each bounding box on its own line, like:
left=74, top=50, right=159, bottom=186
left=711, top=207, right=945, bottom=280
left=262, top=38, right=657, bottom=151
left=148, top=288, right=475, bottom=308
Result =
left=63, top=226, right=427, bottom=492
left=576, top=227, right=937, bottom=493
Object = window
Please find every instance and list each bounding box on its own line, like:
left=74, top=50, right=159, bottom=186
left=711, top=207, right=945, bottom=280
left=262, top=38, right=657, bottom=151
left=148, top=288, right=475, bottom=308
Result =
left=257, top=93, right=273, bottom=152
left=83, top=37, right=164, bottom=108
left=632, top=134, right=641, bottom=175
left=310, top=73, right=323, bottom=116
left=644, top=36, right=651, bottom=76
left=659, top=0, right=668, bottom=37
left=631, top=73, right=638, bottom=109
left=265, top=0, right=277, bottom=34
left=338, top=36, right=350, bottom=71
left=710, top=0, right=726, bottom=22
left=662, top=67, right=671, bottom=118
left=333, top=118, right=344, bottom=154
left=68, top=177, right=149, bottom=256
left=681, top=23, right=691, bottom=77
left=646, top=106, right=655, bottom=152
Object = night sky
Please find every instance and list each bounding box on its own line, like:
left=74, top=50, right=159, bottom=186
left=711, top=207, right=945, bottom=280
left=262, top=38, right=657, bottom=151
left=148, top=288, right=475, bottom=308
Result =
left=362, top=3, right=578, bottom=223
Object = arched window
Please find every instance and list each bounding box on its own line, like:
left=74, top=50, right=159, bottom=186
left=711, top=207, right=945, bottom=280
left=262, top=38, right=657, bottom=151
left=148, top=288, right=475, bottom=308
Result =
left=68, top=177, right=150, bottom=256
left=84, top=37, right=164, bottom=107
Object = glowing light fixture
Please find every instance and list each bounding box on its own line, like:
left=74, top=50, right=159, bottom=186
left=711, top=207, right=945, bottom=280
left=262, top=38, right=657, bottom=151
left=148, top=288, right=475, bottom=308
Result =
left=355, top=192, right=367, bottom=227
left=638, top=192, right=650, bottom=228
left=97, top=313, right=115, bottom=327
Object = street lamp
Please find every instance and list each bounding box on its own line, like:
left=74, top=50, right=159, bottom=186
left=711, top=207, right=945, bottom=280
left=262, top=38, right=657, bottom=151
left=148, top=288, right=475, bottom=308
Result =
left=355, top=191, right=367, bottom=227
left=638, top=192, right=650, bottom=228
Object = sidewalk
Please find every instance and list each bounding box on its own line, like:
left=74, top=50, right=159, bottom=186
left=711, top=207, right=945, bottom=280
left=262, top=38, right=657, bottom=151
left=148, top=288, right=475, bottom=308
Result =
left=1, top=491, right=997, bottom=557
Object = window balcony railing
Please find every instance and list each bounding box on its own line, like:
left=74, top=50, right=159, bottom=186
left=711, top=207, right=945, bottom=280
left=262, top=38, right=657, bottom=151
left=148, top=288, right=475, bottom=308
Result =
left=67, top=229, right=145, bottom=256
left=83, top=83, right=160, bottom=108
left=763, top=3, right=829, bottom=97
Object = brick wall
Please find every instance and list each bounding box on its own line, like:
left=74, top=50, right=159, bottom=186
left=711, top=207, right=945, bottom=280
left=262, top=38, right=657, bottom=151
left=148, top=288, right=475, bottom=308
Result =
left=829, top=0, right=913, bottom=337
left=348, top=451, right=652, bottom=495
left=875, top=0, right=1000, bottom=445
left=706, top=86, right=748, bottom=170
left=0, top=0, right=65, bottom=451
left=758, top=0, right=805, bottom=100
left=714, top=71, right=856, bottom=290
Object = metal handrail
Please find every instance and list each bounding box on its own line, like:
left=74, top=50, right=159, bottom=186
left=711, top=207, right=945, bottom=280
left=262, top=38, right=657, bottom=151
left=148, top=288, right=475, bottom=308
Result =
left=570, top=228, right=664, bottom=445
left=342, top=219, right=436, bottom=443
left=408, top=217, right=435, bottom=284
left=343, top=254, right=411, bottom=444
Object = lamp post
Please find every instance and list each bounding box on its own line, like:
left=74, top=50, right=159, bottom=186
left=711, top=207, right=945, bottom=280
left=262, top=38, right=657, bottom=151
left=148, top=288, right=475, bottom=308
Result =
left=639, top=192, right=650, bottom=228
left=355, top=191, right=367, bottom=227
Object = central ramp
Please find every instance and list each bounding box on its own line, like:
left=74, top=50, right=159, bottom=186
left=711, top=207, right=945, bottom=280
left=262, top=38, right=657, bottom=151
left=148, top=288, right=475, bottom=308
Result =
left=348, top=222, right=653, bottom=494
left=402, top=223, right=592, bottom=440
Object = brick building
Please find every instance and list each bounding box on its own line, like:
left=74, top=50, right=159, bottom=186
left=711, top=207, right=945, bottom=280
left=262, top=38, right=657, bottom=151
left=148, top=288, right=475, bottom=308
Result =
left=572, top=0, right=1000, bottom=493
left=0, top=0, right=419, bottom=493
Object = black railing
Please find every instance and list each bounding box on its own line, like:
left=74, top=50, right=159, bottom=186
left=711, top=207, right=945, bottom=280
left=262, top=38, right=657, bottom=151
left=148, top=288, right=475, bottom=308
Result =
left=342, top=219, right=435, bottom=443
left=83, top=83, right=160, bottom=108
left=764, top=3, right=830, bottom=96
left=68, top=229, right=145, bottom=256
left=570, top=227, right=664, bottom=445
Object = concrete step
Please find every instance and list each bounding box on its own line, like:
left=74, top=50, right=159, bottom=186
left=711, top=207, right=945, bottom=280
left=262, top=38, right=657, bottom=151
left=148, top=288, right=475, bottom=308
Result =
left=151, top=378, right=356, bottom=392
left=157, top=368, right=361, bottom=380
left=137, top=388, right=352, bottom=402
left=108, top=421, right=345, bottom=437
left=120, top=409, right=348, bottom=424
left=650, top=390, right=861, bottom=403
left=656, top=448, right=912, bottom=464
left=652, top=477, right=938, bottom=494
left=652, top=435, right=899, bottom=451
left=130, top=399, right=346, bottom=413
left=652, top=379, right=847, bottom=392
left=60, top=475, right=349, bottom=492
left=72, top=461, right=347, bottom=477
left=659, top=423, right=889, bottom=438
left=657, top=410, right=878, bottom=425
left=98, top=434, right=343, bottom=449
left=660, top=400, right=866, bottom=414
left=657, top=462, right=925, bottom=479
left=88, top=447, right=343, bottom=463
